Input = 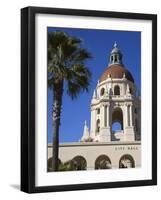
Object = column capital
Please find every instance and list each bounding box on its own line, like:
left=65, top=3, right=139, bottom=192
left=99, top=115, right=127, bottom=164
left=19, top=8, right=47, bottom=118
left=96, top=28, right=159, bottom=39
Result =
left=100, top=103, right=106, bottom=107
left=105, top=102, right=110, bottom=107
left=125, top=103, right=132, bottom=106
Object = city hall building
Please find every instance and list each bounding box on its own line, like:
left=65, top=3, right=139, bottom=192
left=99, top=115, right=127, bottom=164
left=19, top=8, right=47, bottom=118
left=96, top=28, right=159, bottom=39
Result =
left=48, top=42, right=141, bottom=170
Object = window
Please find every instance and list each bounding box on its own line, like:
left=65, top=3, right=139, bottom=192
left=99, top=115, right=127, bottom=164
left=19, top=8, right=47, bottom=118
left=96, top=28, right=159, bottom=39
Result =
left=114, top=85, right=120, bottom=95
left=112, top=107, right=123, bottom=133
left=100, top=88, right=105, bottom=96
left=96, top=119, right=100, bottom=133
left=97, top=108, right=100, bottom=114
left=129, top=87, right=132, bottom=94
left=114, top=55, right=117, bottom=62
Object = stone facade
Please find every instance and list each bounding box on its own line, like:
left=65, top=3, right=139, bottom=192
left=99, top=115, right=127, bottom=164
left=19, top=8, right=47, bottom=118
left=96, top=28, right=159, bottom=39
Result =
left=48, top=141, right=141, bottom=170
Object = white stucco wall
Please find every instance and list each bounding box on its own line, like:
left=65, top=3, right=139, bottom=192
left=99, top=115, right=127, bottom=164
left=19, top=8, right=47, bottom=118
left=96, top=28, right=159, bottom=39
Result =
left=48, top=141, right=141, bottom=170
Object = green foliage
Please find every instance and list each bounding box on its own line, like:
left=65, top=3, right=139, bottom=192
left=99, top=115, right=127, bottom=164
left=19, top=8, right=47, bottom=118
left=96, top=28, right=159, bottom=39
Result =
left=58, top=161, right=73, bottom=171
left=47, top=158, right=74, bottom=172
left=48, top=31, right=92, bottom=99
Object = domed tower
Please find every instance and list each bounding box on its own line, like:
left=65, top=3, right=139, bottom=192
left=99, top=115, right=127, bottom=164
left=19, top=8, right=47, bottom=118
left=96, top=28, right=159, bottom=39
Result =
left=88, top=42, right=141, bottom=142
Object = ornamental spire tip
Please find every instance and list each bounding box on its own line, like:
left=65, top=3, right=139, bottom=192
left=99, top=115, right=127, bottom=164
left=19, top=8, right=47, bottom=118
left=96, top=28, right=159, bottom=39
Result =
left=114, top=41, right=117, bottom=48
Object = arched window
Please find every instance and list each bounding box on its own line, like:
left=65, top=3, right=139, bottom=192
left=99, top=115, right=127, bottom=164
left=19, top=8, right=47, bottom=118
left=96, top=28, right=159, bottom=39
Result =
left=112, top=107, right=123, bottom=132
left=95, top=155, right=111, bottom=169
left=119, top=154, right=135, bottom=168
left=112, top=122, right=122, bottom=132
left=100, top=88, right=105, bottom=96
left=114, top=85, right=120, bottom=95
left=71, top=156, right=87, bottom=170
left=97, top=108, right=100, bottom=114
left=111, top=107, right=123, bottom=141
left=96, top=119, right=100, bottom=133
left=114, top=55, right=117, bottom=62
left=129, top=87, right=132, bottom=94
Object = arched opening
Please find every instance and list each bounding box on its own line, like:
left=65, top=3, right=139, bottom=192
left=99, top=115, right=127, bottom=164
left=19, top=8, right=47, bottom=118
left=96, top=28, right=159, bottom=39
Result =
left=112, top=107, right=123, bottom=132
left=100, top=88, right=105, bottom=96
left=95, top=155, right=112, bottom=169
left=119, top=154, right=135, bottom=168
left=71, top=156, right=87, bottom=170
left=111, top=55, right=113, bottom=62
left=114, top=85, right=120, bottom=95
left=97, top=108, right=100, bottom=114
left=47, top=157, right=61, bottom=172
left=112, top=122, right=122, bottom=132
left=96, top=119, right=100, bottom=134
left=114, top=55, right=117, bottom=62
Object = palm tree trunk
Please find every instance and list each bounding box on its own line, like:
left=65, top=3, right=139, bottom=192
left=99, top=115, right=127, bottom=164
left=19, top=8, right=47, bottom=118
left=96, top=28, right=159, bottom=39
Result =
left=52, top=81, right=64, bottom=171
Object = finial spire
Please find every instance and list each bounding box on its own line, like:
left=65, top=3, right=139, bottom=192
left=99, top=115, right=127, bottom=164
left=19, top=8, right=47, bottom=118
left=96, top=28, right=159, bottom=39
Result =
left=114, top=41, right=117, bottom=48
left=80, top=120, right=90, bottom=142
left=92, top=90, right=96, bottom=99
left=109, top=42, right=123, bottom=66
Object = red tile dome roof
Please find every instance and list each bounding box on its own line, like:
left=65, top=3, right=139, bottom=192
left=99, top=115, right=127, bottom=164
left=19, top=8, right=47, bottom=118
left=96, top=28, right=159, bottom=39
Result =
left=99, top=64, right=134, bottom=83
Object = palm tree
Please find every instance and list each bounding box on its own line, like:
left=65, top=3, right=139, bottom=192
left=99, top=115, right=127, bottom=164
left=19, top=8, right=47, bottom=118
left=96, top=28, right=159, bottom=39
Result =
left=48, top=31, right=92, bottom=171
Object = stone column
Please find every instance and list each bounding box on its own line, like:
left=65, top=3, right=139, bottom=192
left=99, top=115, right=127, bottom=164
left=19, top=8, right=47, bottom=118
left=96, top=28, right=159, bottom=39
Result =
left=104, top=105, right=107, bottom=127
left=100, top=104, right=105, bottom=129
left=124, top=103, right=135, bottom=141
left=86, top=156, right=95, bottom=170
left=90, top=108, right=96, bottom=138
left=106, top=104, right=110, bottom=127
left=90, top=109, right=93, bottom=133
left=99, top=103, right=111, bottom=142
left=123, top=105, right=127, bottom=130
left=117, top=54, right=119, bottom=62
left=122, top=82, right=126, bottom=95
left=129, top=104, right=133, bottom=127
left=125, top=104, right=129, bottom=127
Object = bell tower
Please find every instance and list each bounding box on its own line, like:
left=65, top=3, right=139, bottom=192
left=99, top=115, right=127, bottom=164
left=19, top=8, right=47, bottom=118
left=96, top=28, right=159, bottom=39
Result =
left=81, top=43, right=141, bottom=143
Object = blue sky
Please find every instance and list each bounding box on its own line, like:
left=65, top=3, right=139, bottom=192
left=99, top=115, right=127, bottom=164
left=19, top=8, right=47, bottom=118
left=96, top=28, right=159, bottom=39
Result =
left=47, top=27, right=141, bottom=143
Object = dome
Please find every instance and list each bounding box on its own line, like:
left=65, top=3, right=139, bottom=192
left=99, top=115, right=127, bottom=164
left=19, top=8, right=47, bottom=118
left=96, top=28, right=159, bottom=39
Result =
left=111, top=47, right=121, bottom=54
left=111, top=41, right=121, bottom=54
left=99, top=64, right=134, bottom=83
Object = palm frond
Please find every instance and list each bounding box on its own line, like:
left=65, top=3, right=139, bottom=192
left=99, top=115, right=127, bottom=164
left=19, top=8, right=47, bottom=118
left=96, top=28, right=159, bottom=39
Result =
left=66, top=63, right=91, bottom=99
left=47, top=30, right=92, bottom=98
